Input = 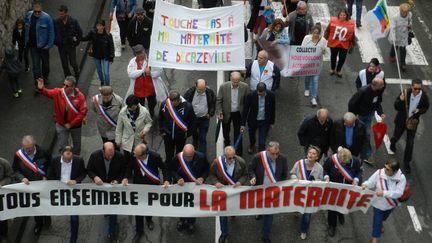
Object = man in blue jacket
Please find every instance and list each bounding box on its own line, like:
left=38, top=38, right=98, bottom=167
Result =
left=25, top=2, right=55, bottom=90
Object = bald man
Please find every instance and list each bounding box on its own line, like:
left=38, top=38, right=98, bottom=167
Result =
left=348, top=77, right=386, bottom=164
left=168, top=144, right=209, bottom=233
left=184, top=79, right=216, bottom=155
left=245, top=50, right=281, bottom=91
left=86, top=142, right=127, bottom=241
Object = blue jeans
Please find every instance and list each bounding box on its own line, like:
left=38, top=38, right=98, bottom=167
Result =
left=93, top=58, right=110, bottom=85
left=70, top=215, right=79, bottom=243
left=304, top=75, right=319, bottom=100
left=249, top=120, right=269, bottom=152
left=262, top=214, right=273, bottom=239
left=300, top=213, right=311, bottom=233
left=359, top=113, right=373, bottom=158
left=220, top=216, right=229, bottom=236
left=108, top=215, right=117, bottom=235
left=192, top=117, right=210, bottom=154
left=372, top=207, right=393, bottom=238
left=29, top=47, right=50, bottom=81
left=347, top=0, right=363, bottom=25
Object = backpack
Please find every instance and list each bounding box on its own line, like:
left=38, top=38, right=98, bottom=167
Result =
left=5, top=56, right=24, bottom=76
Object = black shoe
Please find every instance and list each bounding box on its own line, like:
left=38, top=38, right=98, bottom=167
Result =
left=356, top=23, right=362, bottom=28
left=132, top=232, right=143, bottom=243
left=338, top=214, right=345, bottom=225
left=147, top=220, right=154, bottom=231
left=261, top=237, right=272, bottom=243
left=219, top=234, right=228, bottom=243
left=390, top=143, right=396, bottom=153
left=107, top=233, right=118, bottom=243
left=328, top=226, right=336, bottom=237
left=255, top=215, right=262, bottom=220
left=176, top=220, right=184, bottom=231
left=404, top=163, right=411, bottom=174
left=34, top=225, right=42, bottom=235
left=187, top=224, right=196, bottom=234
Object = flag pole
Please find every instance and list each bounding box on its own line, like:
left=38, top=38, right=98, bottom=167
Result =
left=391, top=31, right=403, bottom=92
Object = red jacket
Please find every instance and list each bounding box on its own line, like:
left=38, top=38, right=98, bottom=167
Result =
left=40, top=87, right=87, bottom=128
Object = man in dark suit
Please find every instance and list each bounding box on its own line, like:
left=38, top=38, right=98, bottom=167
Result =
left=12, top=135, right=51, bottom=235
left=206, top=146, right=248, bottom=243
left=168, top=144, right=209, bottom=234
left=48, top=145, right=86, bottom=243
left=216, top=71, right=249, bottom=155
left=241, top=82, right=276, bottom=154
left=87, top=142, right=127, bottom=242
left=122, top=143, right=170, bottom=243
left=249, top=141, right=288, bottom=243
left=330, top=112, right=367, bottom=159
left=390, top=79, right=429, bottom=173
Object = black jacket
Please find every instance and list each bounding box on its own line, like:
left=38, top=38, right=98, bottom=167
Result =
left=86, top=150, right=126, bottom=183
left=242, top=90, right=276, bottom=126
left=82, top=30, right=114, bottom=62
left=12, top=144, right=51, bottom=182
left=323, top=154, right=362, bottom=184
left=394, top=88, right=429, bottom=126
left=126, top=16, right=152, bottom=49
left=355, top=68, right=385, bottom=90
left=183, top=86, right=216, bottom=117
left=169, top=151, right=209, bottom=183
left=54, top=16, right=83, bottom=47
left=126, top=150, right=168, bottom=184
left=158, top=99, right=196, bottom=139
left=330, top=118, right=367, bottom=157
left=297, top=115, right=333, bottom=153
left=12, top=28, right=25, bottom=49
left=48, top=155, right=87, bottom=183
left=348, top=85, right=385, bottom=116
left=249, top=153, right=288, bottom=185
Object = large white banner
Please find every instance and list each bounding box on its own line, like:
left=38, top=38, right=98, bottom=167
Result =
left=0, top=180, right=375, bottom=220
left=148, top=0, right=245, bottom=70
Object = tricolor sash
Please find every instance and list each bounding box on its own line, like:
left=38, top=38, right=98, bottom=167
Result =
left=297, top=159, right=310, bottom=180
left=62, top=88, right=79, bottom=114
left=378, top=169, right=398, bottom=207
left=93, top=94, right=117, bottom=127
left=15, top=149, right=46, bottom=176
left=215, top=156, right=236, bottom=185
left=178, top=152, right=196, bottom=182
left=135, top=158, right=161, bottom=185
left=331, top=154, right=354, bottom=183
left=259, top=151, right=277, bottom=183
left=166, top=98, right=188, bottom=132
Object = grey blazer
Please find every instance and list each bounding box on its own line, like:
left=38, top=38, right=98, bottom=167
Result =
left=216, top=81, right=249, bottom=123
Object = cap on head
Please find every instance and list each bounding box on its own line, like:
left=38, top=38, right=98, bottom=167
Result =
left=133, top=44, right=145, bottom=55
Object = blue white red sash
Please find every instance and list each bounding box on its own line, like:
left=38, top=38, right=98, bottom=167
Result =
left=15, top=148, right=46, bottom=176
left=331, top=154, right=354, bottom=183
left=297, top=159, right=309, bottom=180
left=135, top=158, right=161, bottom=185
left=378, top=169, right=398, bottom=207
left=166, top=98, right=188, bottom=132
left=178, top=152, right=196, bottom=182
left=62, top=88, right=79, bottom=114
left=215, top=156, right=236, bottom=185
left=259, top=151, right=277, bottom=183
left=93, top=94, right=117, bottom=127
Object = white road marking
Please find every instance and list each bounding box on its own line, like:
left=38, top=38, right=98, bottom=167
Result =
left=407, top=206, right=423, bottom=233
left=387, top=6, right=428, bottom=66
left=385, top=78, right=432, bottom=86
left=374, top=112, right=394, bottom=155
left=111, top=8, right=122, bottom=57
left=308, top=3, right=331, bottom=61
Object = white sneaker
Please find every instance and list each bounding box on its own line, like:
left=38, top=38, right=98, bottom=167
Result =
left=304, top=90, right=310, bottom=97
left=300, top=233, right=307, bottom=240
left=311, top=98, right=317, bottom=106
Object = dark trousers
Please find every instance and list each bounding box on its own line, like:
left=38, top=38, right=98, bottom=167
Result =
left=70, top=215, right=79, bottom=243
left=220, top=216, right=229, bottom=236
left=391, top=123, right=416, bottom=164
left=135, top=216, right=153, bottom=233
left=327, top=210, right=343, bottom=227
left=372, top=207, right=393, bottom=238
left=108, top=215, right=117, bottom=235
left=18, top=46, right=29, bottom=69
left=29, top=47, right=50, bottom=82
left=248, top=120, right=269, bottom=152
left=58, top=45, right=79, bottom=78
left=0, top=220, right=8, bottom=239
left=330, top=47, right=348, bottom=72
left=390, top=45, right=407, bottom=65
left=261, top=214, right=273, bottom=239
left=192, top=117, right=210, bottom=155
left=138, top=95, right=157, bottom=117
left=163, top=135, right=186, bottom=163
left=179, top=217, right=196, bottom=226
left=222, top=111, right=242, bottom=155
left=8, top=75, right=21, bottom=93
left=117, top=18, right=130, bottom=45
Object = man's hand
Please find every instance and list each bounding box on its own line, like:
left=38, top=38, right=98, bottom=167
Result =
left=111, top=180, right=119, bottom=185
left=42, top=176, right=47, bottom=180
left=144, top=66, right=151, bottom=76
left=218, top=112, right=223, bottom=120
left=399, top=93, right=405, bottom=101
left=380, top=114, right=386, bottom=120
left=67, top=180, right=77, bottom=186
left=376, top=191, right=384, bottom=197
left=195, top=177, right=204, bottom=185
left=64, top=123, right=71, bottom=129
left=177, top=178, right=185, bottom=186
left=250, top=177, right=256, bottom=186
left=139, top=130, right=146, bottom=140
left=122, top=178, right=129, bottom=186
left=37, top=78, right=44, bottom=90
left=215, top=182, right=224, bottom=189
left=352, top=180, right=359, bottom=186
left=128, top=13, right=132, bottom=18
left=163, top=181, right=170, bottom=188
left=361, top=184, right=367, bottom=190
left=325, top=178, right=330, bottom=183
left=234, top=182, right=242, bottom=188
left=240, top=126, right=245, bottom=133
left=22, top=178, right=30, bottom=185
left=94, top=176, right=103, bottom=185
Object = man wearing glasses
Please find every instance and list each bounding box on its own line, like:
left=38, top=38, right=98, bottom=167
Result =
left=126, top=7, right=152, bottom=53
left=37, top=76, right=87, bottom=155
left=390, top=79, right=429, bottom=173
left=25, top=2, right=54, bottom=92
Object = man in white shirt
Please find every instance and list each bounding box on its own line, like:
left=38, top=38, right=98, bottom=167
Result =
left=245, top=50, right=281, bottom=91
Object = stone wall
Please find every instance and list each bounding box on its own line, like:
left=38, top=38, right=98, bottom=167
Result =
left=0, top=0, right=32, bottom=58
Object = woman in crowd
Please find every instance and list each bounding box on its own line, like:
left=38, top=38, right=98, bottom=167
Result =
left=81, top=19, right=114, bottom=86
left=301, top=23, right=327, bottom=106
left=388, top=3, right=412, bottom=72
left=259, top=18, right=290, bottom=68
left=324, top=8, right=356, bottom=78
left=362, top=160, right=407, bottom=243
left=355, top=58, right=385, bottom=90
left=290, top=146, right=324, bottom=240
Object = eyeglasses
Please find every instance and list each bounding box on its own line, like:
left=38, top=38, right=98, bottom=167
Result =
left=413, top=88, right=422, bottom=91
left=64, top=83, right=72, bottom=88
left=34, top=10, right=42, bottom=13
